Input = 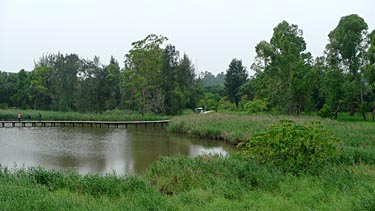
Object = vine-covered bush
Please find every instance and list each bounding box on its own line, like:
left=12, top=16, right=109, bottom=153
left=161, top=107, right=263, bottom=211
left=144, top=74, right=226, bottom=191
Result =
left=239, top=120, right=339, bottom=174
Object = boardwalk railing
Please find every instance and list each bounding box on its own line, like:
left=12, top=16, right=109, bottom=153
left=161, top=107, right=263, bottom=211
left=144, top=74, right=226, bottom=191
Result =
left=0, top=120, right=170, bottom=128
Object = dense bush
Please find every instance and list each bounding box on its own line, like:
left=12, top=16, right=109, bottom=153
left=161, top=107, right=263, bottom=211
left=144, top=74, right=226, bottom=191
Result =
left=317, top=104, right=333, bottom=118
left=244, top=99, right=268, bottom=114
left=239, top=120, right=340, bottom=174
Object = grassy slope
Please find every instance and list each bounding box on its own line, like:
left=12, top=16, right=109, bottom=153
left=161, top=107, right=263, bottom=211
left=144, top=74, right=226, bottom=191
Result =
left=1, top=112, right=375, bottom=210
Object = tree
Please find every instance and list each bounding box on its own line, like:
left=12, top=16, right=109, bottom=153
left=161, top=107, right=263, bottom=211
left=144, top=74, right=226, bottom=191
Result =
left=366, top=30, right=375, bottom=120
left=176, top=54, right=196, bottom=110
left=104, top=56, right=122, bottom=110
left=224, top=59, right=248, bottom=107
left=0, top=71, right=17, bottom=108
left=326, top=14, right=369, bottom=118
left=252, top=21, right=313, bottom=114
left=11, top=69, right=30, bottom=109
left=124, top=34, right=168, bottom=115
left=161, top=44, right=180, bottom=114
left=29, top=66, right=52, bottom=110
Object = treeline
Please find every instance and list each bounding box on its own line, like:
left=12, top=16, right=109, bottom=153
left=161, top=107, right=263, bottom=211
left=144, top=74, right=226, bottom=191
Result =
left=247, top=14, right=375, bottom=120
left=1, top=14, right=374, bottom=119
left=0, top=35, right=200, bottom=115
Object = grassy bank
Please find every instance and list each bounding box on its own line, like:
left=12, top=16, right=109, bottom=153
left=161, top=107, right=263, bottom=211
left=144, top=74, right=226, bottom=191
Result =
left=0, top=109, right=168, bottom=121
left=1, top=157, right=374, bottom=210
left=169, top=113, right=375, bottom=164
left=168, top=113, right=328, bottom=143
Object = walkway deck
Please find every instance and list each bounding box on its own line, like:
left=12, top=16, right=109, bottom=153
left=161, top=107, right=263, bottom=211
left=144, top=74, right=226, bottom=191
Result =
left=0, top=120, right=170, bottom=128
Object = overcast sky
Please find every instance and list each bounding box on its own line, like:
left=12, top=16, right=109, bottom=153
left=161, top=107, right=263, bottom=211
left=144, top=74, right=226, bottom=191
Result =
left=0, top=0, right=374, bottom=75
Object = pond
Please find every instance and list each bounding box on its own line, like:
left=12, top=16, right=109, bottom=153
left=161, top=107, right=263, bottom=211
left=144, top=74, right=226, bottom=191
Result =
left=0, top=126, right=236, bottom=175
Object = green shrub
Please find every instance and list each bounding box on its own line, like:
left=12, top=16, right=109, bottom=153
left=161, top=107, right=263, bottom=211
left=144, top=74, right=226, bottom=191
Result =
left=317, top=104, right=333, bottom=118
left=244, top=99, right=267, bottom=114
left=239, top=120, right=340, bottom=174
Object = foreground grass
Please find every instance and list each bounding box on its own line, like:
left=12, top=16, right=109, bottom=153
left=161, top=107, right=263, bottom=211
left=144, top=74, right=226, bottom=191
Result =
left=0, top=109, right=168, bottom=121
left=1, top=156, right=375, bottom=211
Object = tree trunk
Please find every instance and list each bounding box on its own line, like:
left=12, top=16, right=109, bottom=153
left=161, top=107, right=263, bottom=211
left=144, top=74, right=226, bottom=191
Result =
left=362, top=111, right=367, bottom=121
left=350, top=102, right=355, bottom=116
left=361, top=81, right=365, bottom=120
left=296, top=105, right=301, bottom=116
left=372, top=107, right=375, bottom=122
left=334, top=101, right=342, bottom=119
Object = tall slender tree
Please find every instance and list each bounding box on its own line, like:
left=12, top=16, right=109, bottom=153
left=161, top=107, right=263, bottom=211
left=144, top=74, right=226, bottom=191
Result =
left=225, top=59, right=248, bottom=107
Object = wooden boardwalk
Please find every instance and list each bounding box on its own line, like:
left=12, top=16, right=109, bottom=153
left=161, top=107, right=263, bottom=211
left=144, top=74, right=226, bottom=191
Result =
left=0, top=120, right=169, bottom=128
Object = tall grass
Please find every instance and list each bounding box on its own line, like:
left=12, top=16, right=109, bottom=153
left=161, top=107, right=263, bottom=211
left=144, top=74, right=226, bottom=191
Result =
left=0, top=109, right=168, bottom=121
left=1, top=158, right=374, bottom=210
left=169, top=113, right=331, bottom=143
left=146, top=156, right=375, bottom=211
left=0, top=165, right=173, bottom=211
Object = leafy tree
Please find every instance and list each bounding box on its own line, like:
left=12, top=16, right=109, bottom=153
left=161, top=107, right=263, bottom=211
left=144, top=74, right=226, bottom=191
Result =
left=252, top=21, right=313, bottom=114
left=161, top=44, right=181, bottom=114
left=366, top=30, right=375, bottom=120
left=224, top=59, right=248, bottom=107
left=104, top=57, right=122, bottom=110
left=76, top=56, right=102, bottom=112
left=124, top=34, right=168, bottom=115
left=177, top=54, right=197, bottom=110
left=29, top=66, right=52, bottom=110
left=48, top=53, right=81, bottom=111
left=0, top=71, right=17, bottom=108
left=326, top=14, right=369, bottom=118
left=11, top=69, right=30, bottom=109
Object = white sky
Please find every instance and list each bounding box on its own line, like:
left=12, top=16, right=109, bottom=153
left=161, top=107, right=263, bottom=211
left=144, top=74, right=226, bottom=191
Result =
left=0, top=0, right=374, bottom=75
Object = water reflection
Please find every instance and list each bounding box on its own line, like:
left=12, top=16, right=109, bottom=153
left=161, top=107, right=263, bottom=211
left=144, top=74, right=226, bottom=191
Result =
left=0, top=127, right=235, bottom=175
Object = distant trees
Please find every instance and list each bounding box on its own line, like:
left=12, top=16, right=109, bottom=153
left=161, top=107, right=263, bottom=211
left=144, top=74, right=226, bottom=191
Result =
left=1, top=14, right=375, bottom=121
left=200, top=71, right=225, bottom=87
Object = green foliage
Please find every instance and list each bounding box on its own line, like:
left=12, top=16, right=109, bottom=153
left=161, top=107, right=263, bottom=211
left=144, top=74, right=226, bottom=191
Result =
left=244, top=99, right=268, bottom=113
left=251, top=20, right=313, bottom=115
left=224, top=58, right=248, bottom=107
left=217, top=97, right=237, bottom=111
left=198, top=92, right=220, bottom=111
left=239, top=120, right=340, bottom=174
left=317, top=104, right=333, bottom=118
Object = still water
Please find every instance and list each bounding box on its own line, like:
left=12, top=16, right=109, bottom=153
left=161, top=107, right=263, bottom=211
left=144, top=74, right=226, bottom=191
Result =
left=0, top=126, right=235, bottom=175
